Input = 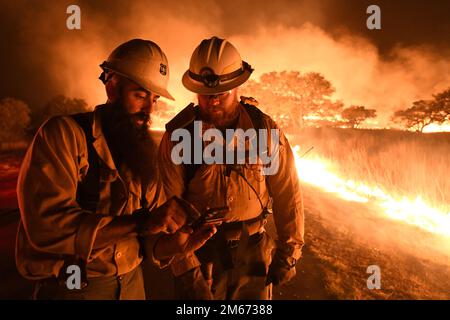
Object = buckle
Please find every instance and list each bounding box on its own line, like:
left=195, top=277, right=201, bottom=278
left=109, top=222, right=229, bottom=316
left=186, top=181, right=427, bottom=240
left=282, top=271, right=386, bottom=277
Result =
left=285, top=256, right=297, bottom=269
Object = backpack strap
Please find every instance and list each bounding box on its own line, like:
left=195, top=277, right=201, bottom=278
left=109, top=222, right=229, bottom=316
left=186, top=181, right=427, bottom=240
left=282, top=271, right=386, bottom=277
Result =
left=243, top=103, right=265, bottom=129
left=165, top=104, right=201, bottom=189
left=240, top=98, right=271, bottom=156
left=70, top=112, right=100, bottom=213
left=240, top=98, right=273, bottom=216
left=165, top=103, right=196, bottom=132
left=55, top=112, right=98, bottom=288
left=183, top=120, right=202, bottom=187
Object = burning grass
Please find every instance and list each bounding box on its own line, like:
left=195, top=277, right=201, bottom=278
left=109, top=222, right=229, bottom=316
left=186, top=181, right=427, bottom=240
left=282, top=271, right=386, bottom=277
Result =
left=289, top=128, right=450, bottom=237
left=292, top=128, right=450, bottom=213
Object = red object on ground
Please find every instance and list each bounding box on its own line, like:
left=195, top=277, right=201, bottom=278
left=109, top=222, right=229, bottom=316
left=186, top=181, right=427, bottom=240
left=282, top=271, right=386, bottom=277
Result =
left=0, top=151, right=23, bottom=208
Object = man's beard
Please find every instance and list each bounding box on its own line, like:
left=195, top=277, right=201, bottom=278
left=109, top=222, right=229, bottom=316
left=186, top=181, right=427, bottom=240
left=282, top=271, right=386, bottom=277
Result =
left=201, top=103, right=241, bottom=129
left=101, top=101, right=157, bottom=186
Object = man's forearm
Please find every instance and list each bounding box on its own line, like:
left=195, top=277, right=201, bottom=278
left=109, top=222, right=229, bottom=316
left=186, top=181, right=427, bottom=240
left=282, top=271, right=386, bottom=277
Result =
left=153, top=234, right=178, bottom=261
left=93, top=215, right=139, bottom=250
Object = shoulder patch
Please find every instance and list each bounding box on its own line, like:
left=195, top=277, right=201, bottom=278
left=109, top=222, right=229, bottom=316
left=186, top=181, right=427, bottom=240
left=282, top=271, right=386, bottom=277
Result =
left=240, top=96, right=259, bottom=107
left=165, top=103, right=196, bottom=132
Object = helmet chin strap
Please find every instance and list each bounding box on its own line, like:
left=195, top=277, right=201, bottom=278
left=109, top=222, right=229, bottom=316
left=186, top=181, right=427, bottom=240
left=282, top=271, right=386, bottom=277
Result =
left=103, top=72, right=123, bottom=103
left=99, top=68, right=116, bottom=85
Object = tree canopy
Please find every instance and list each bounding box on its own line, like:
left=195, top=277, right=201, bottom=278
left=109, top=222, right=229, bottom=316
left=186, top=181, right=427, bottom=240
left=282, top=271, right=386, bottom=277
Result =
left=341, top=105, right=377, bottom=128
left=31, top=95, right=89, bottom=131
left=0, top=97, right=31, bottom=143
left=240, top=71, right=344, bottom=131
left=392, top=87, right=450, bottom=132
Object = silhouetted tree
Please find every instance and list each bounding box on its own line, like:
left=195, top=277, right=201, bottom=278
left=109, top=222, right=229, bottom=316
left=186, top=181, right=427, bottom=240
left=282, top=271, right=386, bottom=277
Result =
left=432, top=88, right=450, bottom=123
left=392, top=100, right=439, bottom=132
left=393, top=87, right=450, bottom=132
left=0, top=97, right=31, bottom=143
left=341, top=105, right=377, bottom=128
left=240, top=71, right=343, bottom=130
left=31, top=95, right=89, bottom=131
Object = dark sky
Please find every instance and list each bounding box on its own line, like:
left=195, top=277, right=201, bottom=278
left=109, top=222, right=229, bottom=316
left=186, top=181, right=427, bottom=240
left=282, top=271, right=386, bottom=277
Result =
left=212, top=0, right=450, bottom=53
left=1, top=0, right=450, bottom=110
left=307, top=0, right=450, bottom=52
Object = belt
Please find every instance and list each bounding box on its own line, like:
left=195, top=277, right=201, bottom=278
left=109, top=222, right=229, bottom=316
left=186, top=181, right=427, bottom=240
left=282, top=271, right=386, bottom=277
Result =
left=225, top=231, right=263, bottom=249
left=196, top=228, right=265, bottom=270
left=218, top=215, right=267, bottom=241
left=37, top=271, right=126, bottom=290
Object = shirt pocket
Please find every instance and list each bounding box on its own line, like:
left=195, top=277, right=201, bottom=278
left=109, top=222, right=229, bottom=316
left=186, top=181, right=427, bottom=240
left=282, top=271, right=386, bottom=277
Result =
left=97, top=168, right=121, bottom=214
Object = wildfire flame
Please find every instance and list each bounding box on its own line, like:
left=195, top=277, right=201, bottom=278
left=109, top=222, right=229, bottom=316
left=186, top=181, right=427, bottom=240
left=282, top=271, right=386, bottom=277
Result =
left=422, top=123, right=450, bottom=133
left=293, top=145, right=450, bottom=237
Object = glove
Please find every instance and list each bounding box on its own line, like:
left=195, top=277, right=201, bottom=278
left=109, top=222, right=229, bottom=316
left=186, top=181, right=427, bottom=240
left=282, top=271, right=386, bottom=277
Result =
left=266, top=251, right=297, bottom=286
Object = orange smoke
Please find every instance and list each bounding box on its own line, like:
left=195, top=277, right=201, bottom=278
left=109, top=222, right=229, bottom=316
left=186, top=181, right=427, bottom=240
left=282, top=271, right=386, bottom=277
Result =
left=9, top=2, right=449, bottom=130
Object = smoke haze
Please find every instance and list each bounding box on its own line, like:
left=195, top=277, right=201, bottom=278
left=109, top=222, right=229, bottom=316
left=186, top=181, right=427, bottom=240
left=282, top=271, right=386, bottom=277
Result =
left=1, top=0, right=450, bottom=127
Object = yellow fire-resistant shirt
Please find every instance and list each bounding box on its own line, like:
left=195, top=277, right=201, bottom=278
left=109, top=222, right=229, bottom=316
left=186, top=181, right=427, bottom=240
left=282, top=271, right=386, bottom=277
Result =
left=15, top=105, right=165, bottom=280
left=158, top=103, right=304, bottom=276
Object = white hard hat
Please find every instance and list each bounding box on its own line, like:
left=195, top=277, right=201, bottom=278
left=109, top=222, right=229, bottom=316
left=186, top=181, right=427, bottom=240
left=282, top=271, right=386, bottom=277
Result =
left=100, top=39, right=174, bottom=100
left=182, top=36, right=253, bottom=95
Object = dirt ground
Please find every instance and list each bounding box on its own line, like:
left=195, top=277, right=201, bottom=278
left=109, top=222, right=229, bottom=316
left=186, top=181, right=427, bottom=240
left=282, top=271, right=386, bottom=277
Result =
left=277, top=185, right=450, bottom=299
left=143, top=184, right=450, bottom=300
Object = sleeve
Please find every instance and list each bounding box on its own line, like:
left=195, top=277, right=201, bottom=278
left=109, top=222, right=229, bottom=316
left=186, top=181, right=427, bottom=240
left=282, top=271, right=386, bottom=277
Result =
left=265, top=118, right=305, bottom=260
left=157, top=131, right=186, bottom=198
left=17, top=116, right=114, bottom=262
left=145, top=168, right=168, bottom=211
left=146, top=131, right=201, bottom=273
left=141, top=169, right=174, bottom=269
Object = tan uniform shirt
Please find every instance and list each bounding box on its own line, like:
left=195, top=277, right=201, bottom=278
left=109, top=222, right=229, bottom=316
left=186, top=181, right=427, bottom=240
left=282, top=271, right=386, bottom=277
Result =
left=16, top=105, right=165, bottom=280
left=159, top=103, right=304, bottom=275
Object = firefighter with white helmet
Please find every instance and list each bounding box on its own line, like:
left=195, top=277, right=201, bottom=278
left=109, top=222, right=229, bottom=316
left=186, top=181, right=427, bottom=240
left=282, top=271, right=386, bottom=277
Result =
left=16, top=39, right=216, bottom=299
left=158, top=37, right=305, bottom=300
left=181, top=37, right=253, bottom=95
left=99, top=39, right=175, bottom=100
